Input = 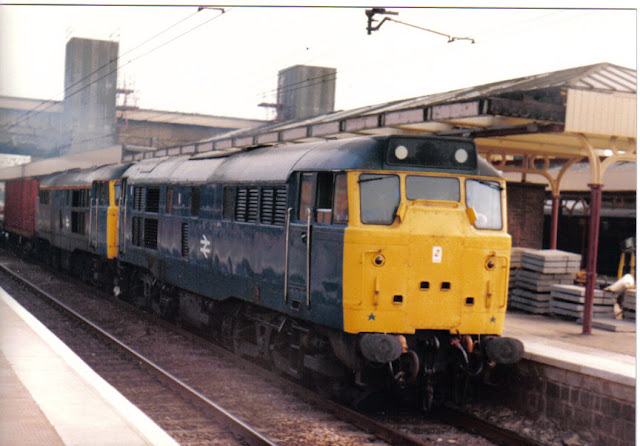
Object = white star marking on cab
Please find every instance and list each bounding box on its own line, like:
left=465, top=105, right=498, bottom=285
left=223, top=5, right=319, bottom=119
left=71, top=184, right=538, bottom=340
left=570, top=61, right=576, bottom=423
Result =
left=200, top=234, right=211, bottom=259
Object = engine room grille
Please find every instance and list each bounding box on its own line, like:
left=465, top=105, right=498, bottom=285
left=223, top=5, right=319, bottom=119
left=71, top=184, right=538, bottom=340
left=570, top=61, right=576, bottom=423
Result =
left=71, top=189, right=89, bottom=208
left=143, top=218, right=158, bottom=250
left=274, top=187, right=287, bottom=225
left=236, top=185, right=286, bottom=225
left=235, top=187, right=248, bottom=222
left=260, top=187, right=287, bottom=226
left=181, top=222, right=189, bottom=257
left=260, top=188, right=274, bottom=224
left=39, top=190, right=50, bottom=205
left=132, top=217, right=143, bottom=246
left=133, top=186, right=144, bottom=211
left=247, top=188, right=259, bottom=223
left=71, top=211, right=86, bottom=235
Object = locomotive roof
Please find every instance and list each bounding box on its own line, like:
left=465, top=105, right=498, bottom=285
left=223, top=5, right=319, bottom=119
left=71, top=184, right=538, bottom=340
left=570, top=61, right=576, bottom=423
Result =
left=39, top=163, right=133, bottom=188
left=123, top=136, right=503, bottom=185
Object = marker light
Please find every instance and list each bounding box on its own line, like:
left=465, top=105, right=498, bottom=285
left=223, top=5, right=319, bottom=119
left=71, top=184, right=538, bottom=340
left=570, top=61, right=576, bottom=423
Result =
left=454, top=148, right=469, bottom=164
left=395, top=145, right=409, bottom=160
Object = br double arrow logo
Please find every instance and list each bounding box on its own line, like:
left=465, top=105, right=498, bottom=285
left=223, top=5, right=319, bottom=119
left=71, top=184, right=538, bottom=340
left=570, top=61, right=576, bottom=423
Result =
left=200, top=234, right=211, bottom=259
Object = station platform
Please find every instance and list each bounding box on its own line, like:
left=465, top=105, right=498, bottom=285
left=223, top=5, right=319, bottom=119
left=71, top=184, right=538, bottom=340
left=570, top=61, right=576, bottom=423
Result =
left=0, top=287, right=179, bottom=446
left=503, top=311, right=636, bottom=387
left=0, top=282, right=634, bottom=445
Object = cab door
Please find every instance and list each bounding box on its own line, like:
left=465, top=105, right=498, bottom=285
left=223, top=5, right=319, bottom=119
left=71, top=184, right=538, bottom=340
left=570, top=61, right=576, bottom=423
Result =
left=89, top=181, right=109, bottom=255
left=286, top=173, right=315, bottom=310
left=285, top=172, right=348, bottom=328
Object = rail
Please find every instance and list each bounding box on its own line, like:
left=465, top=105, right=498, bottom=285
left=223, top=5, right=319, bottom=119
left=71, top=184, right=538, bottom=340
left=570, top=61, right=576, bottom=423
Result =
left=0, top=258, right=546, bottom=446
left=0, top=262, right=279, bottom=446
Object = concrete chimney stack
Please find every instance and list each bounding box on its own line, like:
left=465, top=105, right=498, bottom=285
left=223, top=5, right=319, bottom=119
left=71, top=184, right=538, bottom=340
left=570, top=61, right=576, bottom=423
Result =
left=63, top=37, right=119, bottom=155
left=276, top=65, right=336, bottom=122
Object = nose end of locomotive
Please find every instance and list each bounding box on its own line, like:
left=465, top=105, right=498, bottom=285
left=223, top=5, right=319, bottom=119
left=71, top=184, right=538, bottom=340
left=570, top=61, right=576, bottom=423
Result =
left=483, top=336, right=524, bottom=364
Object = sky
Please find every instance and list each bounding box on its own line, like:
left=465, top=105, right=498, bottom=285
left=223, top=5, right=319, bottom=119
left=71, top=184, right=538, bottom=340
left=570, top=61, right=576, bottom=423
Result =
left=0, top=2, right=636, bottom=121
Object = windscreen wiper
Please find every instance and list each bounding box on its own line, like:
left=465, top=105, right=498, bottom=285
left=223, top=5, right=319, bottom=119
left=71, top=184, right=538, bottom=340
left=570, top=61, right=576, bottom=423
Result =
left=358, top=176, right=392, bottom=184
left=473, top=179, right=503, bottom=191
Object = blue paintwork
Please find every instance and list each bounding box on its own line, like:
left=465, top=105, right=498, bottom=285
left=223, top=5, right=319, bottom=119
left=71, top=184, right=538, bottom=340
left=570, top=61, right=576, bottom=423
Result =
left=36, top=188, right=89, bottom=253
left=117, top=135, right=488, bottom=331
left=119, top=179, right=345, bottom=330
left=36, top=164, right=131, bottom=257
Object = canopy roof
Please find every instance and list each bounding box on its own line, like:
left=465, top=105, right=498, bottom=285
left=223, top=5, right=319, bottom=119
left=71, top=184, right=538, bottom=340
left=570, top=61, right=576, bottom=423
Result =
left=125, top=63, right=635, bottom=192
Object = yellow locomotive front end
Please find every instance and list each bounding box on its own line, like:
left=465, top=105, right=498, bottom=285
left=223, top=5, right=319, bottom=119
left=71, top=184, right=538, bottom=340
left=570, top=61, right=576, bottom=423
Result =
left=342, top=170, right=511, bottom=336
left=334, top=136, right=522, bottom=407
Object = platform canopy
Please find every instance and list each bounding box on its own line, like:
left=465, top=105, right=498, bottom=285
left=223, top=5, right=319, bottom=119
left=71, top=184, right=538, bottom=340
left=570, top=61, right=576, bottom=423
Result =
left=131, top=62, right=636, bottom=189
left=138, top=62, right=635, bottom=336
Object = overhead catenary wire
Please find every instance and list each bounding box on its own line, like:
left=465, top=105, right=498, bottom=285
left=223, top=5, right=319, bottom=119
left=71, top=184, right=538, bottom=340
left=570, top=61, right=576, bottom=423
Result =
left=2, top=6, right=228, bottom=133
left=5, top=7, right=461, bottom=127
left=4, top=7, right=612, bottom=129
left=6, top=9, right=202, bottom=130
left=385, top=17, right=475, bottom=43
left=250, top=8, right=601, bottom=108
left=49, top=131, right=119, bottom=156
left=267, top=8, right=592, bottom=115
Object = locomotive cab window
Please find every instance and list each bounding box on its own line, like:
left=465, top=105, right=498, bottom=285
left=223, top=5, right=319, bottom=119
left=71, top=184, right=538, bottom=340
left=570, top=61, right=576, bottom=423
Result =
left=298, top=173, right=314, bottom=221
left=315, top=172, right=333, bottom=224
left=114, top=181, right=121, bottom=206
left=95, top=182, right=109, bottom=206
left=406, top=175, right=460, bottom=202
left=359, top=174, right=400, bottom=225
left=333, top=173, right=348, bottom=224
left=466, top=179, right=503, bottom=230
left=297, top=172, right=348, bottom=225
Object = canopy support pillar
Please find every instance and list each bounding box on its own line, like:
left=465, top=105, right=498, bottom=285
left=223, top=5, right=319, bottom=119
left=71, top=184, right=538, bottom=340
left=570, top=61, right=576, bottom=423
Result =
left=582, top=183, right=602, bottom=334
left=549, top=194, right=560, bottom=250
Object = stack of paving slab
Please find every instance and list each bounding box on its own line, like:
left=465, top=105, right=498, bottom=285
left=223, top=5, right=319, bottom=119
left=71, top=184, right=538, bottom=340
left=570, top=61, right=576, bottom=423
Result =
left=622, top=288, right=636, bottom=320
left=509, top=248, right=536, bottom=295
left=550, top=284, right=617, bottom=319
left=508, top=249, right=579, bottom=314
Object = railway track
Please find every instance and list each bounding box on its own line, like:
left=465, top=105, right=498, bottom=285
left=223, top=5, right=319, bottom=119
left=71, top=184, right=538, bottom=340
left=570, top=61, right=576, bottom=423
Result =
left=0, top=253, right=546, bottom=446
left=1, top=261, right=275, bottom=446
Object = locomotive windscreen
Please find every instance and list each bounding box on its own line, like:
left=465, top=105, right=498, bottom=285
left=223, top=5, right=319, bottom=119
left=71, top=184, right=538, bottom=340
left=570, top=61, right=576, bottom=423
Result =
left=386, top=137, right=477, bottom=170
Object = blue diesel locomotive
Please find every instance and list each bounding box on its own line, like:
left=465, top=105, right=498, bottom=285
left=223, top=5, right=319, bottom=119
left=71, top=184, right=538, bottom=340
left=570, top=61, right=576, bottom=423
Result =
left=3, top=134, right=523, bottom=407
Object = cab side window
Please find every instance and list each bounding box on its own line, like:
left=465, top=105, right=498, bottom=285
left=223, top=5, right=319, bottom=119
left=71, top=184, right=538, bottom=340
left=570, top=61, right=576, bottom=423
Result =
left=333, top=173, right=348, bottom=224
left=298, top=173, right=315, bottom=221
left=96, top=182, right=109, bottom=206
left=297, top=172, right=348, bottom=225
left=114, top=181, right=121, bottom=206
left=315, top=172, right=333, bottom=223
